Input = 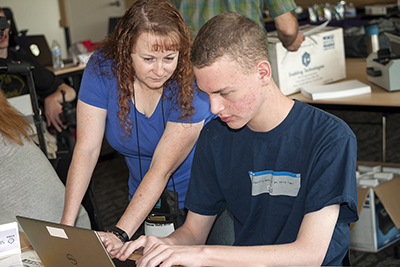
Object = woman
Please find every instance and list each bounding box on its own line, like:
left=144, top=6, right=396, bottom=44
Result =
left=60, top=0, right=215, bottom=252
left=0, top=89, right=90, bottom=230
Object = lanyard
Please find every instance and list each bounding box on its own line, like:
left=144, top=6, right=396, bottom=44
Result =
left=133, top=88, right=176, bottom=192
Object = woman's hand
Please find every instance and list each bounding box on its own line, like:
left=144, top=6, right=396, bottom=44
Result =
left=98, top=231, right=125, bottom=255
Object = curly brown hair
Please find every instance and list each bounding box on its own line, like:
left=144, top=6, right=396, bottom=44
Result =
left=97, top=0, right=194, bottom=135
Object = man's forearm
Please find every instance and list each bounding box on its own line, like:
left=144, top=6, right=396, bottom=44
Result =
left=54, top=83, right=76, bottom=103
left=274, top=11, right=304, bottom=51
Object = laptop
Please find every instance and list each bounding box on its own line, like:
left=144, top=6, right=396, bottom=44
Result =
left=14, top=35, right=53, bottom=67
left=16, top=216, right=136, bottom=267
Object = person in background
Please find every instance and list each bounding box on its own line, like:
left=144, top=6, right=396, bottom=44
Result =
left=0, top=89, right=90, bottom=230
left=171, top=0, right=305, bottom=51
left=61, top=0, right=214, bottom=253
left=0, top=7, right=76, bottom=133
left=116, top=12, right=358, bottom=267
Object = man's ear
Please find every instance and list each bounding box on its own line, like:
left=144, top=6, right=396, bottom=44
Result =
left=256, top=61, right=272, bottom=85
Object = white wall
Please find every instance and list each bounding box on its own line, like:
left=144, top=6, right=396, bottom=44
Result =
left=1, top=0, right=68, bottom=56
left=1, top=0, right=126, bottom=59
left=66, top=0, right=126, bottom=46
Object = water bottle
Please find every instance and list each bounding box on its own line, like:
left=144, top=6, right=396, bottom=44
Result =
left=365, top=24, right=379, bottom=55
left=51, top=40, right=64, bottom=69
left=344, top=2, right=357, bottom=18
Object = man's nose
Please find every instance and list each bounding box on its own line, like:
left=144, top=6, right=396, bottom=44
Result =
left=209, top=95, right=223, bottom=115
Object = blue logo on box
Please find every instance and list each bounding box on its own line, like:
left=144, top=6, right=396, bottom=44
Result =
left=323, top=35, right=335, bottom=50
left=302, top=52, right=311, bottom=67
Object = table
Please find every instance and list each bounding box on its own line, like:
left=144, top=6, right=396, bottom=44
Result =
left=46, top=64, right=86, bottom=92
left=290, top=58, right=400, bottom=162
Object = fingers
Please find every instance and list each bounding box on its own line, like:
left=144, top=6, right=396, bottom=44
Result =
left=117, top=236, right=147, bottom=261
left=46, top=112, right=65, bottom=132
left=138, top=244, right=170, bottom=267
left=98, top=232, right=124, bottom=254
left=44, top=97, right=66, bottom=132
left=115, top=236, right=179, bottom=267
left=286, top=32, right=305, bottom=52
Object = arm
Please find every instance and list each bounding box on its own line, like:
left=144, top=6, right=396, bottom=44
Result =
left=60, top=100, right=106, bottom=226
left=104, top=120, right=205, bottom=253
left=44, top=83, right=77, bottom=132
left=115, top=211, right=216, bottom=262
left=119, top=205, right=339, bottom=267
left=274, top=11, right=305, bottom=51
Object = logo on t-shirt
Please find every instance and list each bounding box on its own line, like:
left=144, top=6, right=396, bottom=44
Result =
left=248, top=170, right=301, bottom=197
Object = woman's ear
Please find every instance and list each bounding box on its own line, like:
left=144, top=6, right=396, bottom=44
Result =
left=256, top=61, right=272, bottom=85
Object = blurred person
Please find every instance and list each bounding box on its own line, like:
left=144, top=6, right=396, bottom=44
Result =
left=171, top=0, right=305, bottom=51
left=0, top=89, right=90, bottom=230
left=0, top=7, right=76, bottom=132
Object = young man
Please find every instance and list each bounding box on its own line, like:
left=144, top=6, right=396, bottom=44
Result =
left=116, top=12, right=358, bottom=266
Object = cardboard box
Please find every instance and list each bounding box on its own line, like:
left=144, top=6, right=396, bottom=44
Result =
left=350, top=175, right=400, bottom=252
left=267, top=25, right=346, bottom=96
left=365, top=4, right=398, bottom=16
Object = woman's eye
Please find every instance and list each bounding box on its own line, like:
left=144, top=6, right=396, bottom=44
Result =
left=165, top=57, right=175, bottom=61
left=144, top=58, right=153, bottom=62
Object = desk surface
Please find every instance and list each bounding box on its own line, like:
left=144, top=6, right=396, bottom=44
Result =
left=46, top=64, right=86, bottom=76
left=290, top=58, right=400, bottom=109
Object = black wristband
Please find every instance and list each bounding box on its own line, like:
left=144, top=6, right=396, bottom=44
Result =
left=107, top=226, right=130, bottom=243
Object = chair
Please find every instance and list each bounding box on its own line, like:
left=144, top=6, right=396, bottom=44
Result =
left=343, top=250, right=351, bottom=266
left=1, top=61, right=48, bottom=156
left=108, top=17, right=121, bottom=35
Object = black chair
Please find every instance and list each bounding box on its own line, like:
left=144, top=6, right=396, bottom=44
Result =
left=343, top=250, right=351, bottom=266
left=108, top=17, right=121, bottom=35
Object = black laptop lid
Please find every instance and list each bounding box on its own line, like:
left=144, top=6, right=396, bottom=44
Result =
left=15, top=35, right=53, bottom=66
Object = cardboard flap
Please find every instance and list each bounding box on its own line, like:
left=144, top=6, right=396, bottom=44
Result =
left=350, top=187, right=370, bottom=229
left=374, top=176, right=400, bottom=229
left=356, top=188, right=370, bottom=215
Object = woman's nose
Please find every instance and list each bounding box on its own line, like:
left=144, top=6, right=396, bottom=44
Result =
left=153, top=61, right=164, bottom=76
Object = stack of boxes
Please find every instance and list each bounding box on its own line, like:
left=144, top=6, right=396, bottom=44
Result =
left=350, top=164, right=400, bottom=252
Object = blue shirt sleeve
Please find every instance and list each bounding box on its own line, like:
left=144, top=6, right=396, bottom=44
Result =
left=78, top=52, right=113, bottom=109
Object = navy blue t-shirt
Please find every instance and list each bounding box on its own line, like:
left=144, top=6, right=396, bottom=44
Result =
left=186, top=100, right=358, bottom=265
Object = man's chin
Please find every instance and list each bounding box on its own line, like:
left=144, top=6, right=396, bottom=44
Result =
left=0, top=45, right=8, bottom=58
left=225, top=121, right=246, bottom=130
left=0, top=42, right=7, bottom=47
